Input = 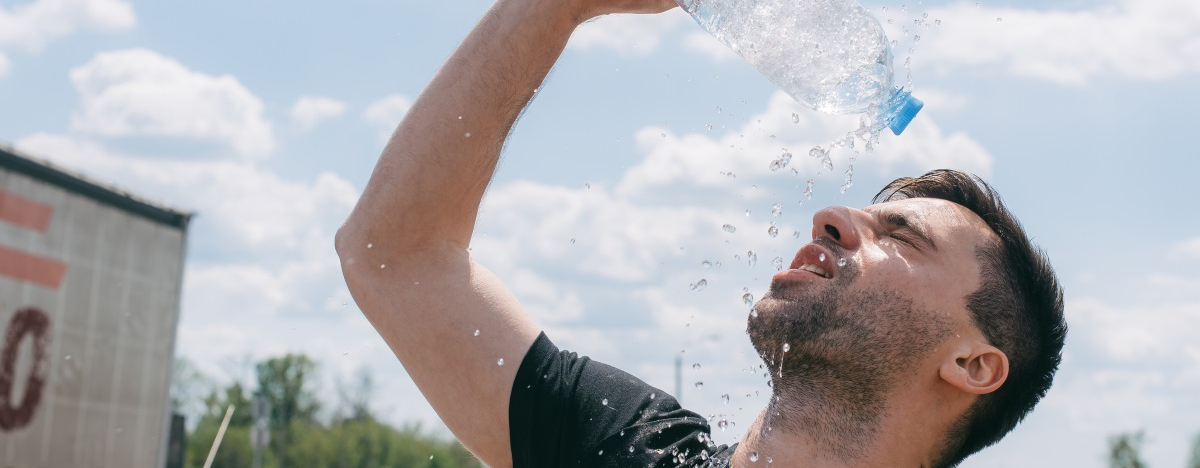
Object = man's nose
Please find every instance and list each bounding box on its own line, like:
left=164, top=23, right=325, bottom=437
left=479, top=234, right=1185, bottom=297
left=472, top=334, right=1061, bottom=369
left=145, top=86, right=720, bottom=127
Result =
left=811, top=206, right=863, bottom=251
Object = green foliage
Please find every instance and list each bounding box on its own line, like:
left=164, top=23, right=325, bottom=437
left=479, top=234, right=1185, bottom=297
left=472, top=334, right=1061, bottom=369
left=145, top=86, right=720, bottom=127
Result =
left=1189, top=433, right=1200, bottom=468
left=1108, top=431, right=1148, bottom=468
left=181, top=353, right=481, bottom=468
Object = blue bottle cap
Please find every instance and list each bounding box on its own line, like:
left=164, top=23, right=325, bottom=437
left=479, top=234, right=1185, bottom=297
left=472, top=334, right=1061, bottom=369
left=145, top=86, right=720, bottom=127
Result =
left=887, top=91, right=924, bottom=135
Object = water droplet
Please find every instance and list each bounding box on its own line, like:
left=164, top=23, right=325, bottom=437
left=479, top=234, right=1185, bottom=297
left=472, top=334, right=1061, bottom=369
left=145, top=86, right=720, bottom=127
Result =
left=767, top=225, right=779, bottom=238
left=598, top=449, right=604, bottom=455
left=767, top=379, right=774, bottom=387
left=721, top=394, right=730, bottom=404
left=464, top=132, right=472, bottom=138
left=660, top=132, right=666, bottom=138
left=837, top=257, right=848, bottom=267
left=716, top=106, right=722, bottom=113
left=808, top=146, right=827, bottom=160
left=701, top=260, right=712, bottom=268
left=695, top=381, right=704, bottom=389
left=750, top=308, right=759, bottom=318
left=782, top=343, right=791, bottom=352
left=584, top=183, right=591, bottom=189
left=935, top=19, right=942, bottom=26
left=629, top=446, right=635, bottom=453
left=65, top=355, right=72, bottom=360
left=497, top=358, right=505, bottom=366
left=380, top=264, right=387, bottom=269
left=742, top=293, right=754, bottom=306
left=750, top=451, right=760, bottom=462
left=690, top=279, right=708, bottom=291
left=804, top=179, right=815, bottom=200
left=818, top=253, right=826, bottom=262
left=602, top=398, right=609, bottom=405
left=722, top=224, right=737, bottom=233
left=745, top=209, right=752, bottom=217
left=791, top=113, right=800, bottom=123
left=914, top=35, right=921, bottom=43
left=767, top=456, right=773, bottom=464
left=717, top=419, right=728, bottom=430
left=650, top=393, right=656, bottom=399
left=366, top=243, right=373, bottom=249
left=772, top=256, right=783, bottom=271
left=693, top=363, right=701, bottom=369
left=474, top=329, right=480, bottom=336
left=747, top=251, right=758, bottom=267
left=822, top=155, right=834, bottom=171
left=769, top=160, right=782, bottom=171
left=771, top=204, right=782, bottom=217
left=996, top=17, right=1003, bottom=22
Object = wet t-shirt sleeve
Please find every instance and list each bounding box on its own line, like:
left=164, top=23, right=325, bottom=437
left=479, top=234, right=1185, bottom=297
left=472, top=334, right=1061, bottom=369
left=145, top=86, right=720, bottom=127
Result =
left=509, top=332, right=729, bottom=468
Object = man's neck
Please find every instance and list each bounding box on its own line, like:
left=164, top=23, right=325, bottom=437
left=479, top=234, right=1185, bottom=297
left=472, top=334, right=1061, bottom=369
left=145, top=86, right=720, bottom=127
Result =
left=729, top=391, right=936, bottom=468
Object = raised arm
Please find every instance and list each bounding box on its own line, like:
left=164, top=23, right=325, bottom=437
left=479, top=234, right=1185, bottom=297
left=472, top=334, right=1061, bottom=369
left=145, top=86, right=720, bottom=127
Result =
left=335, top=0, right=676, bottom=467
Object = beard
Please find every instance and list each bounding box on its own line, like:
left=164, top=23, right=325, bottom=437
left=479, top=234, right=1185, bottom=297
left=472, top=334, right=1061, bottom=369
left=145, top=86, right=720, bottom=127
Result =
left=745, top=254, right=952, bottom=462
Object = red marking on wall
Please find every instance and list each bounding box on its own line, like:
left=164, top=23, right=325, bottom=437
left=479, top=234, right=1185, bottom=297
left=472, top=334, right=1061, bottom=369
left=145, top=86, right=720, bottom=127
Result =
left=0, top=246, right=66, bottom=290
left=0, top=189, right=52, bottom=233
left=0, top=307, right=51, bottom=432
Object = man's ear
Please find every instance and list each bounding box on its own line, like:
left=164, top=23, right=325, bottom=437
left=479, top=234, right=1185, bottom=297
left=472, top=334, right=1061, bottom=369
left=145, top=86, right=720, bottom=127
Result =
left=939, top=343, right=1009, bottom=395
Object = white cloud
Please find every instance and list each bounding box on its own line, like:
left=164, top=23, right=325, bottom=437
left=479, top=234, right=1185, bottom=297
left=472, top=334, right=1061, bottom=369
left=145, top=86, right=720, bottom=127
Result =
left=362, top=94, right=412, bottom=142
left=10, top=131, right=397, bottom=423
left=68, top=48, right=276, bottom=158
left=0, top=0, right=135, bottom=52
left=14, top=132, right=356, bottom=250
left=681, top=31, right=739, bottom=63
left=614, top=90, right=992, bottom=201
left=1172, top=237, right=1200, bottom=260
left=911, top=88, right=970, bottom=114
left=568, top=10, right=688, bottom=56
left=917, top=0, right=1200, bottom=85
left=290, top=96, right=347, bottom=131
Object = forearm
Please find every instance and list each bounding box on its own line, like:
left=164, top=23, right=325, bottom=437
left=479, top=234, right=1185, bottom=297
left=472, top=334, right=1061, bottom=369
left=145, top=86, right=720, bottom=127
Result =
left=339, top=0, right=580, bottom=255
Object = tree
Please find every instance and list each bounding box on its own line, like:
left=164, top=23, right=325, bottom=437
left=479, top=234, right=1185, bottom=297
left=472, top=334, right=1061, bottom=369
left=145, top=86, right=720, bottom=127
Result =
left=256, top=354, right=320, bottom=468
left=335, top=368, right=375, bottom=424
left=1108, top=430, right=1148, bottom=468
left=1188, top=432, right=1200, bottom=468
left=170, top=356, right=213, bottom=424
left=186, top=383, right=257, bottom=468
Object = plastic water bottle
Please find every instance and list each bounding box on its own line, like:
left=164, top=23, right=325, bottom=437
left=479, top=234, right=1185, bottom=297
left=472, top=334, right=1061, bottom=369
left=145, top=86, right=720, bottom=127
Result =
left=677, top=0, right=923, bottom=135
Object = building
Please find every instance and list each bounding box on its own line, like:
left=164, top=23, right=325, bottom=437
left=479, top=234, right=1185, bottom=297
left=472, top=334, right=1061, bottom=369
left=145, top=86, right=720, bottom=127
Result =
left=0, top=143, right=191, bottom=467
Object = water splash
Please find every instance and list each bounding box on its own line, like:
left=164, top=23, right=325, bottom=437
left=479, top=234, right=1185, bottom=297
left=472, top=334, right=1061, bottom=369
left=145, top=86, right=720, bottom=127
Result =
left=691, top=279, right=708, bottom=291
left=767, top=225, right=779, bottom=238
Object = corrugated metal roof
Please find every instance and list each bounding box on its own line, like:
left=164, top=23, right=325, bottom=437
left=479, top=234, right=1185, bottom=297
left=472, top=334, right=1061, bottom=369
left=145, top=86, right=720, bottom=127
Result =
left=0, top=142, right=193, bottom=230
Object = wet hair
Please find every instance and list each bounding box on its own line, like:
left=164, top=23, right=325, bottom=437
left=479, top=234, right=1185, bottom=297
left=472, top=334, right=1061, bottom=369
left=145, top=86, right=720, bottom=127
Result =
left=872, top=170, right=1067, bottom=468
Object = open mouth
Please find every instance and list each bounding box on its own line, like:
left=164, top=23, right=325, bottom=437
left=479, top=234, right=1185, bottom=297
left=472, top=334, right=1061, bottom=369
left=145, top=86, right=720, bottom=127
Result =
left=786, top=243, right=839, bottom=279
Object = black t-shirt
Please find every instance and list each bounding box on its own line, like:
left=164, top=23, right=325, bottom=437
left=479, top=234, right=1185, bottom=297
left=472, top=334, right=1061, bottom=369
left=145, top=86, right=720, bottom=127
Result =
left=510, top=332, right=737, bottom=468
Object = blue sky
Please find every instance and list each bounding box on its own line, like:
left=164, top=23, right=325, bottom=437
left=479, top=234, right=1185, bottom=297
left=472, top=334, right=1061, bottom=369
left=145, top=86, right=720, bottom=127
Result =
left=3, top=0, right=1200, bottom=466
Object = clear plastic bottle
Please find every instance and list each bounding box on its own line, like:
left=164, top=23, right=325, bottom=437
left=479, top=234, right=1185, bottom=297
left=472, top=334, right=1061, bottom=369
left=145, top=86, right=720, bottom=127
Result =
left=677, top=0, right=923, bottom=135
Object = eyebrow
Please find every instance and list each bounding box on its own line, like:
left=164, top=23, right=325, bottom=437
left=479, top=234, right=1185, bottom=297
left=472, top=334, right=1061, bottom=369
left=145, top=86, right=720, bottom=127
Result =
left=881, top=211, right=939, bottom=252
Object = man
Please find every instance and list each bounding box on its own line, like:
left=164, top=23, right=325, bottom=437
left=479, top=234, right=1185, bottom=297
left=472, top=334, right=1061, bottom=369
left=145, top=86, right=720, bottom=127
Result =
left=335, top=0, right=1067, bottom=467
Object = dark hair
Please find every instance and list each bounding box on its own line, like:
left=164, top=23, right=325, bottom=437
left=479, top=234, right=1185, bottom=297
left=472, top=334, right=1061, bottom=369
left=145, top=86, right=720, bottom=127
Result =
left=872, top=170, right=1067, bottom=468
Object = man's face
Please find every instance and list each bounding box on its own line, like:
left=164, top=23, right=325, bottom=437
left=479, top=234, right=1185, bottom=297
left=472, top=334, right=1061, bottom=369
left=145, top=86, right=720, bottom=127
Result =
left=748, top=197, right=995, bottom=388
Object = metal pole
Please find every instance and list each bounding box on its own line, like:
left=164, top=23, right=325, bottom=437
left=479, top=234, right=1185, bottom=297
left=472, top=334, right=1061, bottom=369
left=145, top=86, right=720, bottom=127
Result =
left=202, top=405, right=235, bottom=468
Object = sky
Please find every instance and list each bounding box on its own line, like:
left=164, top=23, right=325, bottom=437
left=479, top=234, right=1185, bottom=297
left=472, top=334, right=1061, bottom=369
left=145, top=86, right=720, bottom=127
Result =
left=2, top=0, right=1199, bottom=466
